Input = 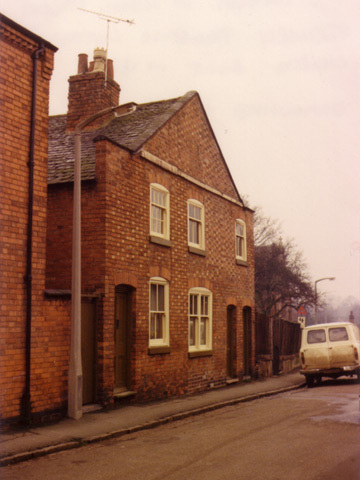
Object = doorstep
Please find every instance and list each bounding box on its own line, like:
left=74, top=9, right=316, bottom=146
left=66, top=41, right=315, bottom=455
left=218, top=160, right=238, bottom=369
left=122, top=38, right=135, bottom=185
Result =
left=226, top=377, right=239, bottom=385
left=113, top=390, right=137, bottom=399
left=82, top=404, right=102, bottom=414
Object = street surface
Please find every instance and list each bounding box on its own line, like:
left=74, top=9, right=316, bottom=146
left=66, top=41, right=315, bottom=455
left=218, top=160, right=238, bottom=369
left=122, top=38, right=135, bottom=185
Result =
left=2, top=379, right=359, bottom=480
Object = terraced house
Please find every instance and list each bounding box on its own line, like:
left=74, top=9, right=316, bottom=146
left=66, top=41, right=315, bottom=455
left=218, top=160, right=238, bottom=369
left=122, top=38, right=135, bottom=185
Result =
left=1, top=21, right=255, bottom=423
left=0, top=14, right=57, bottom=424
left=46, top=48, right=255, bottom=410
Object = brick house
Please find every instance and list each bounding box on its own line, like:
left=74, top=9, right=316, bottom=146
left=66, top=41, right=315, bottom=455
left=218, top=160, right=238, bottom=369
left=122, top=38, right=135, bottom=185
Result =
left=46, top=49, right=255, bottom=408
left=1, top=25, right=255, bottom=425
left=0, top=14, right=58, bottom=424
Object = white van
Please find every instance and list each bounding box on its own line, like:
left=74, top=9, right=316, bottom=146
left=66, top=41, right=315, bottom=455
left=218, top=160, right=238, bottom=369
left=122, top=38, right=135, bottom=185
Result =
left=300, top=322, right=360, bottom=387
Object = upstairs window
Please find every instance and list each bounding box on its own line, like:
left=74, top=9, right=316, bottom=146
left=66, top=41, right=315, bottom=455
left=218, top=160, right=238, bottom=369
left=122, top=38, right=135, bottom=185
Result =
left=150, top=184, right=170, bottom=240
left=188, top=287, right=212, bottom=352
left=235, top=219, right=247, bottom=262
left=149, top=277, right=169, bottom=347
left=188, top=200, right=205, bottom=251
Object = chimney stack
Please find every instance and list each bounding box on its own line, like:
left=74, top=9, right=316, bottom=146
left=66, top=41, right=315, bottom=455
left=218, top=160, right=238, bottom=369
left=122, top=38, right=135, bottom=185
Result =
left=66, top=49, right=121, bottom=131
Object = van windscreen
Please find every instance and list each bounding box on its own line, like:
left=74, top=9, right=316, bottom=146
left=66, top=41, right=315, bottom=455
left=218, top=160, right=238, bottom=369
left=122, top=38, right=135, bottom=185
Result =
left=307, top=329, right=326, bottom=344
left=329, top=327, right=349, bottom=342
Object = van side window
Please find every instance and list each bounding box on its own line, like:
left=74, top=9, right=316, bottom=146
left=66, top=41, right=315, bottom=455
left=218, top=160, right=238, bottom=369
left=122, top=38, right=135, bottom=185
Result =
left=307, top=329, right=326, bottom=344
left=329, top=327, right=349, bottom=342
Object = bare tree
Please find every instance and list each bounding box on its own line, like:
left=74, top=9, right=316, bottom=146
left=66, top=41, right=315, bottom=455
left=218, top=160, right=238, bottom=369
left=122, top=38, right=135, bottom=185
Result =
left=254, top=208, right=315, bottom=318
left=253, top=206, right=282, bottom=247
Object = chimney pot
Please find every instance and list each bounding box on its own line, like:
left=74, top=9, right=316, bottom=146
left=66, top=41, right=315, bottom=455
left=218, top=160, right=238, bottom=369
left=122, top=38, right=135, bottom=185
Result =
left=77, top=53, right=88, bottom=74
left=93, top=47, right=107, bottom=72
left=107, top=59, right=114, bottom=80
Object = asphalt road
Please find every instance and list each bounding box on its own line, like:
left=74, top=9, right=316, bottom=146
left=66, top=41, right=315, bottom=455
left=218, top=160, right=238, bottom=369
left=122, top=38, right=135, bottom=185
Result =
left=2, top=379, right=359, bottom=480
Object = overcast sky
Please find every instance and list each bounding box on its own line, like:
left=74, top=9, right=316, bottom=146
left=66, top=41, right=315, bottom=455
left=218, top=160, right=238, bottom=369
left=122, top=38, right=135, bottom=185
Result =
left=2, top=0, right=360, bottom=305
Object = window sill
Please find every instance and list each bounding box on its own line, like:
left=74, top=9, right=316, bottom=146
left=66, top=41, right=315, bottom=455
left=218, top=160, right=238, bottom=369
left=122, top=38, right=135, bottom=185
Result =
left=236, top=259, right=248, bottom=267
left=149, top=235, right=172, bottom=247
left=188, top=349, right=213, bottom=358
left=188, top=246, right=206, bottom=256
left=44, top=289, right=71, bottom=298
left=148, top=346, right=171, bottom=355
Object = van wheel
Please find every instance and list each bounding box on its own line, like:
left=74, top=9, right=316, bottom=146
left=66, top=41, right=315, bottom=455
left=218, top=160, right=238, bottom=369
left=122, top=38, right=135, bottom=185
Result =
left=306, top=376, right=315, bottom=388
left=315, top=375, right=322, bottom=385
left=357, top=371, right=360, bottom=384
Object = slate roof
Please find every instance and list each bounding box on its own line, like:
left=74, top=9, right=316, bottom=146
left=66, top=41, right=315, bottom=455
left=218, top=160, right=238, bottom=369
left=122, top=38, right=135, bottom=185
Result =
left=48, top=91, right=196, bottom=185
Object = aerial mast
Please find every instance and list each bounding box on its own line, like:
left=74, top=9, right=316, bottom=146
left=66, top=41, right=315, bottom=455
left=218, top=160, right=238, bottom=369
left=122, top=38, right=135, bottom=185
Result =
left=78, top=7, right=134, bottom=85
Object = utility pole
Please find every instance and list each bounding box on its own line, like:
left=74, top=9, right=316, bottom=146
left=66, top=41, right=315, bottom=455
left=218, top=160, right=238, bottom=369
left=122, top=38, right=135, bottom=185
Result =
left=68, top=103, right=136, bottom=420
left=68, top=7, right=135, bottom=420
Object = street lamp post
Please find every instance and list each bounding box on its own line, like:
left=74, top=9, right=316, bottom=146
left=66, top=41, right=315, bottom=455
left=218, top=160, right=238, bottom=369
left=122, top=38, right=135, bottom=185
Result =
left=314, top=277, right=335, bottom=324
left=68, top=102, right=136, bottom=420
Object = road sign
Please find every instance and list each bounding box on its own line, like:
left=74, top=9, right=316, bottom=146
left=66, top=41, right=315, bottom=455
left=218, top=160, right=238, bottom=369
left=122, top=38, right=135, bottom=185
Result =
left=297, top=305, right=307, bottom=316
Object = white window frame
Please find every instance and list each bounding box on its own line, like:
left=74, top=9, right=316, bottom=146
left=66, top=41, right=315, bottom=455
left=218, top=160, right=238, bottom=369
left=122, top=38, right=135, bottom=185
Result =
left=187, top=199, right=205, bottom=250
left=150, top=184, right=170, bottom=240
left=149, top=277, right=169, bottom=347
left=235, top=219, right=247, bottom=262
left=188, top=287, right=212, bottom=352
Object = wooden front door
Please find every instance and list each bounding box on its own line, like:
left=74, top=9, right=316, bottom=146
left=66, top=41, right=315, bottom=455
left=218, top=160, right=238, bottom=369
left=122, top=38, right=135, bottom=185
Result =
left=114, top=289, right=131, bottom=392
left=227, top=306, right=236, bottom=378
left=243, top=307, right=252, bottom=376
left=81, top=299, right=96, bottom=405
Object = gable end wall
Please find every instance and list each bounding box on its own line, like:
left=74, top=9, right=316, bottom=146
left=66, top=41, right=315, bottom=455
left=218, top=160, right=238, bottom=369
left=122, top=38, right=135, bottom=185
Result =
left=144, top=94, right=240, bottom=201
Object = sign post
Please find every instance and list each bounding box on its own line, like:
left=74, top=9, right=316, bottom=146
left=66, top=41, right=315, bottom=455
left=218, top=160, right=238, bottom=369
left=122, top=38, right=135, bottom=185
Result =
left=297, top=305, right=307, bottom=328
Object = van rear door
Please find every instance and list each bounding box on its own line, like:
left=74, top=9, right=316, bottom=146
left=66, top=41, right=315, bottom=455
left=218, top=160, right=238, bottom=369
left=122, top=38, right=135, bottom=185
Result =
left=303, top=328, right=330, bottom=369
left=328, top=326, right=355, bottom=368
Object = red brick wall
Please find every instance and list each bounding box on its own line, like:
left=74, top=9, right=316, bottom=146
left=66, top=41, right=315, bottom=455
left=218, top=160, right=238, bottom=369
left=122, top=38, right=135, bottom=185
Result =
left=46, top=180, right=107, bottom=292
left=0, top=16, right=56, bottom=422
left=46, top=182, right=72, bottom=289
left=31, top=298, right=71, bottom=420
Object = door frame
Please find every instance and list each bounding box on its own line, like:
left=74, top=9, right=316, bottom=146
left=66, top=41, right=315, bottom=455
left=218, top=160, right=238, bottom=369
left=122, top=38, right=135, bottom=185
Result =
left=114, top=285, right=133, bottom=393
left=243, top=306, right=252, bottom=377
left=226, top=305, right=236, bottom=378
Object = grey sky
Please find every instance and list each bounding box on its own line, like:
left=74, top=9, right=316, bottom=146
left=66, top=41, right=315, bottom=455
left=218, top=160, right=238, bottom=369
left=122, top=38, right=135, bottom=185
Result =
left=2, top=0, right=359, bottom=303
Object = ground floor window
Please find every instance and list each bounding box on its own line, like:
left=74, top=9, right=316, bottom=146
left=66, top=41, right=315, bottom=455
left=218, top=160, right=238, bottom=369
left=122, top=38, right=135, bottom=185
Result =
left=188, top=287, right=212, bottom=352
left=149, top=277, right=169, bottom=347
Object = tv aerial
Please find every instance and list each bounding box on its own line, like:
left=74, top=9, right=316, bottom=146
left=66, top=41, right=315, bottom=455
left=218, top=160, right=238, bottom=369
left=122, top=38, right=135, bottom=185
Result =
left=78, top=8, right=135, bottom=84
